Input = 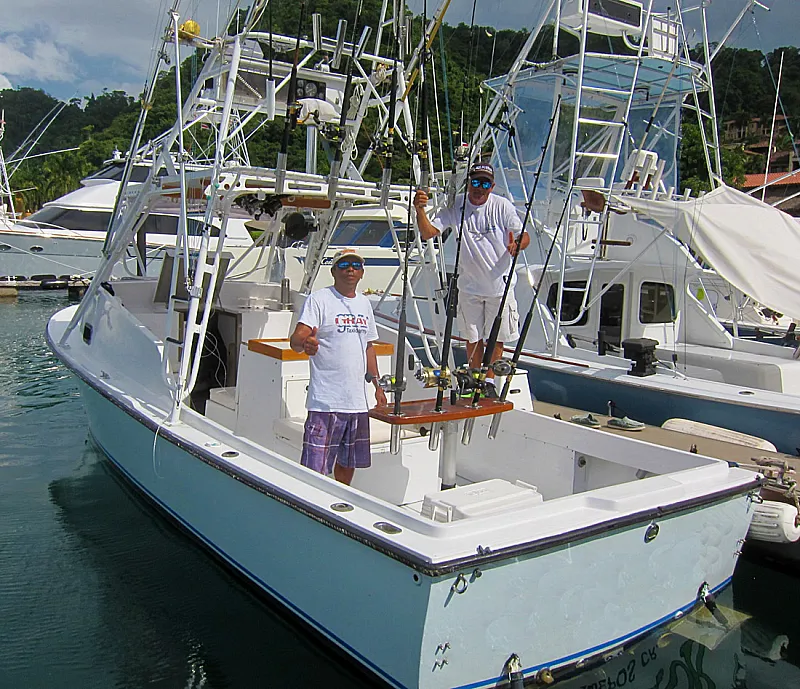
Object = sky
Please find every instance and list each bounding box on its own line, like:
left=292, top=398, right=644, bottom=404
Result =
left=0, top=0, right=797, bottom=103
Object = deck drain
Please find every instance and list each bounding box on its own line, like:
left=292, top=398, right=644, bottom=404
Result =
left=374, top=521, right=402, bottom=535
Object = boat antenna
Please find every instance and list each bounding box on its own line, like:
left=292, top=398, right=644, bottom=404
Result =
left=390, top=1, right=432, bottom=423
left=487, top=189, right=573, bottom=439
left=327, top=0, right=366, bottom=201
left=275, top=0, right=306, bottom=193
left=473, top=95, right=561, bottom=403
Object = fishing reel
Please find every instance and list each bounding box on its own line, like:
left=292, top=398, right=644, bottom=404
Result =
left=319, top=121, right=343, bottom=145
left=453, top=359, right=515, bottom=399
left=372, top=133, right=394, bottom=162
left=415, top=365, right=451, bottom=389
left=283, top=211, right=316, bottom=241
left=366, top=373, right=405, bottom=393
left=236, top=193, right=284, bottom=220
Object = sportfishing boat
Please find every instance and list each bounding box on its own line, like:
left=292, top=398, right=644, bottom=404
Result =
left=374, top=0, right=800, bottom=455
left=47, top=2, right=759, bottom=687
left=0, top=136, right=409, bottom=287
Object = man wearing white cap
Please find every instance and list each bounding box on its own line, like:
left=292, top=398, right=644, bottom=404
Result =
left=413, top=162, right=529, bottom=387
left=290, top=249, right=387, bottom=484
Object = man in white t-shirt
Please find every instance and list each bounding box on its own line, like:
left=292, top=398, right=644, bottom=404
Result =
left=413, top=162, right=529, bottom=385
left=289, top=249, right=387, bottom=485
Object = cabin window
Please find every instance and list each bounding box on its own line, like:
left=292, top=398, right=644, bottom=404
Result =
left=330, top=219, right=412, bottom=247
left=639, top=282, right=676, bottom=323
left=28, top=208, right=113, bottom=233
left=546, top=281, right=589, bottom=326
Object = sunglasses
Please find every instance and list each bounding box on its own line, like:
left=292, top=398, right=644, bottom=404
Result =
left=470, top=178, right=492, bottom=189
left=335, top=260, right=364, bottom=270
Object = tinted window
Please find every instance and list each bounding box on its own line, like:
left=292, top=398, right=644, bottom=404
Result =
left=139, top=216, right=215, bottom=236
left=639, top=282, right=675, bottom=323
left=547, top=281, right=589, bottom=326
left=330, top=220, right=363, bottom=245
left=28, top=207, right=113, bottom=233
left=84, top=163, right=153, bottom=182
left=354, top=221, right=391, bottom=246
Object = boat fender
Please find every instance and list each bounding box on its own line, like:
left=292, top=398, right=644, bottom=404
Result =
left=747, top=499, right=800, bottom=544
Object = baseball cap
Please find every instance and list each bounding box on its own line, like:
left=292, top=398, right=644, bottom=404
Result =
left=468, top=161, right=494, bottom=182
left=331, top=248, right=365, bottom=265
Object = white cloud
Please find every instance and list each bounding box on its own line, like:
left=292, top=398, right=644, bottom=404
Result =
left=0, top=35, right=76, bottom=82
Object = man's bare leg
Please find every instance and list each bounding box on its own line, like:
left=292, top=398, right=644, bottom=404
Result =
left=334, top=463, right=355, bottom=485
left=466, top=340, right=484, bottom=369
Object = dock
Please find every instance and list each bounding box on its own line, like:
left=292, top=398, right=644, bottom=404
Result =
left=0, top=277, right=90, bottom=300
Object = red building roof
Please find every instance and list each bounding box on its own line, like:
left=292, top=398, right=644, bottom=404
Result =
left=743, top=170, right=800, bottom=189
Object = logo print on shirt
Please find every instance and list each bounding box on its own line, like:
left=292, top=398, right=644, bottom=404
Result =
left=335, top=313, right=369, bottom=334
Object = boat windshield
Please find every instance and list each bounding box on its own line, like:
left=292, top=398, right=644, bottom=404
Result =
left=83, top=163, right=156, bottom=183
left=25, top=207, right=214, bottom=236
left=330, top=219, right=412, bottom=247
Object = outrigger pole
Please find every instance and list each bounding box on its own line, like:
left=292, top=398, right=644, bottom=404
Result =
left=470, top=96, right=561, bottom=406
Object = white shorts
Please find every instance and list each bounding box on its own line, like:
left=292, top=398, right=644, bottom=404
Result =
left=458, top=292, right=519, bottom=344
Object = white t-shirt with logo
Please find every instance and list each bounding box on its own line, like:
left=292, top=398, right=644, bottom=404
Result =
left=297, top=286, right=379, bottom=413
left=432, top=193, right=523, bottom=297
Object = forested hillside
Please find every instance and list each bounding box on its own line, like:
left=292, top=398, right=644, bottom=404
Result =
left=0, top=2, right=796, bottom=212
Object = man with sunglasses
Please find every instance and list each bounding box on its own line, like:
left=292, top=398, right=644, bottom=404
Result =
left=413, top=162, right=529, bottom=388
left=290, top=249, right=387, bottom=485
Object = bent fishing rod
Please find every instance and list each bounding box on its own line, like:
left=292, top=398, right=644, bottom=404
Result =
left=470, top=95, right=561, bottom=405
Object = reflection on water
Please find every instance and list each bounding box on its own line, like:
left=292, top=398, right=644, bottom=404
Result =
left=46, top=449, right=376, bottom=689
left=1, top=293, right=799, bottom=688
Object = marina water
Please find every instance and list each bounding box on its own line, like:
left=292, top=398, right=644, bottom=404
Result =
left=2, top=292, right=800, bottom=689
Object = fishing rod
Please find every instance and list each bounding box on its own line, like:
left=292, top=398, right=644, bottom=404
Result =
left=327, top=0, right=366, bottom=201
left=389, top=3, right=432, bottom=431
left=275, top=1, right=306, bottom=194
left=487, top=187, right=575, bottom=439
left=378, top=37, right=400, bottom=206
left=414, top=0, right=480, bottom=414
left=468, top=95, right=562, bottom=406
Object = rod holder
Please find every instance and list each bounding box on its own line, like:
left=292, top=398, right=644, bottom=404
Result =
left=461, top=417, right=475, bottom=445
left=280, top=278, right=292, bottom=310
left=427, top=422, right=441, bottom=451
left=390, top=425, right=401, bottom=455
left=488, top=412, right=502, bottom=439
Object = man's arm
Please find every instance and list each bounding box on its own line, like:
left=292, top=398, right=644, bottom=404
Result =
left=413, top=189, right=442, bottom=242
left=290, top=323, right=319, bottom=355
left=366, top=342, right=387, bottom=407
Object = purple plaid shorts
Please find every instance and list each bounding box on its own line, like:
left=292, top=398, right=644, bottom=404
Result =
left=301, top=411, right=371, bottom=475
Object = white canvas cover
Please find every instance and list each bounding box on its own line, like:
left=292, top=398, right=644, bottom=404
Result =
left=616, top=185, right=800, bottom=320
